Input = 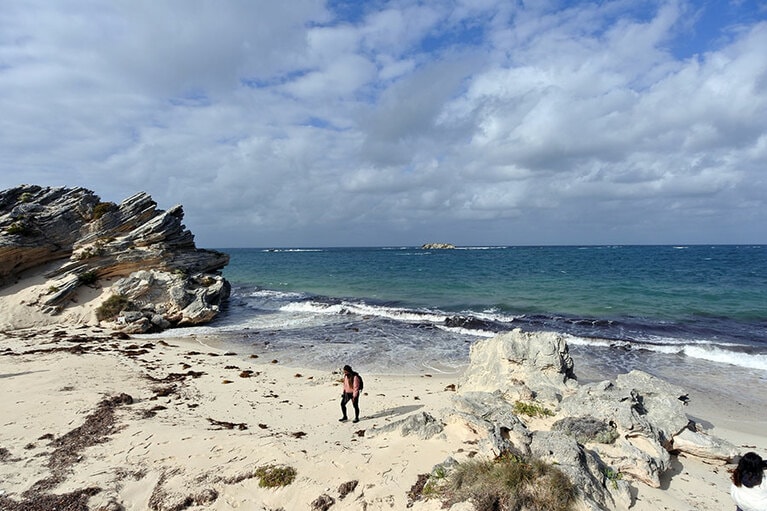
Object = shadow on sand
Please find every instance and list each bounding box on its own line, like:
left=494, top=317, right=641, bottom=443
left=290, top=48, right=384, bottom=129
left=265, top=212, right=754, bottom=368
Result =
left=367, top=404, right=423, bottom=420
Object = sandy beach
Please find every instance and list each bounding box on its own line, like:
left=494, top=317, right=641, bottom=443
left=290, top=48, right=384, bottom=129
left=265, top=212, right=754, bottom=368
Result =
left=1, top=281, right=765, bottom=511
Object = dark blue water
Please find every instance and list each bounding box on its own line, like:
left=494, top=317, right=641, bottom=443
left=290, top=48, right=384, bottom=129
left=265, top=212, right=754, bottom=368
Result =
left=151, top=245, right=767, bottom=381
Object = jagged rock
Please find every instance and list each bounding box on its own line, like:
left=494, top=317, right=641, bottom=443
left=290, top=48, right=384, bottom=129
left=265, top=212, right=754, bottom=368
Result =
left=367, top=412, right=445, bottom=440
left=672, top=427, right=738, bottom=461
left=451, top=330, right=738, bottom=508
left=530, top=430, right=632, bottom=511
left=447, top=391, right=532, bottom=456
left=458, top=328, right=577, bottom=405
left=0, top=186, right=100, bottom=282
left=109, top=270, right=230, bottom=330
left=557, top=377, right=677, bottom=487
left=552, top=416, right=619, bottom=445
left=0, top=185, right=230, bottom=331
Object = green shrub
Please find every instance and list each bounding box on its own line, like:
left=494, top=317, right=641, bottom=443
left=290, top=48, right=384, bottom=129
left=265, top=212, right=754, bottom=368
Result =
left=513, top=401, right=554, bottom=418
left=438, top=452, right=576, bottom=511
left=603, top=467, right=623, bottom=489
left=19, top=192, right=33, bottom=203
left=254, top=465, right=296, bottom=488
left=77, top=271, right=98, bottom=285
left=422, top=465, right=450, bottom=498
left=96, top=295, right=130, bottom=321
left=74, top=241, right=106, bottom=261
left=92, top=201, right=117, bottom=220
left=6, top=222, right=31, bottom=236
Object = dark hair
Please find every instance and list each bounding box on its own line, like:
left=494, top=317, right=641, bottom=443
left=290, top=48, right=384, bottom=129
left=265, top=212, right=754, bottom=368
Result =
left=732, top=452, right=766, bottom=488
left=343, top=365, right=353, bottom=373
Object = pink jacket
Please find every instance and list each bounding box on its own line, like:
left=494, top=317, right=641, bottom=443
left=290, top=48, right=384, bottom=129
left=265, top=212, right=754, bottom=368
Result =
left=343, top=374, right=361, bottom=397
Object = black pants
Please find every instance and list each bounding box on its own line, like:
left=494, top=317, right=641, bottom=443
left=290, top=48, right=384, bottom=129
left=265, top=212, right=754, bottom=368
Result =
left=341, top=392, right=359, bottom=420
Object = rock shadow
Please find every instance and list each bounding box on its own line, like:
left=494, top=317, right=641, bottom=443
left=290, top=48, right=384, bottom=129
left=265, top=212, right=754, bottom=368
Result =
left=368, top=404, right=423, bottom=420
left=0, top=370, right=49, bottom=379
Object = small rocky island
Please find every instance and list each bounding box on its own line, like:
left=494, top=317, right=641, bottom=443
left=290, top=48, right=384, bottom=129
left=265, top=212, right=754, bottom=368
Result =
left=421, top=242, right=455, bottom=249
left=0, top=185, right=230, bottom=333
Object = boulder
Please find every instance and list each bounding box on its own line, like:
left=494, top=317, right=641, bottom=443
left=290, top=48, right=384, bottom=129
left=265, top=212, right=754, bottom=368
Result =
left=672, top=427, right=738, bottom=461
left=367, top=412, right=445, bottom=440
left=458, top=328, right=577, bottom=405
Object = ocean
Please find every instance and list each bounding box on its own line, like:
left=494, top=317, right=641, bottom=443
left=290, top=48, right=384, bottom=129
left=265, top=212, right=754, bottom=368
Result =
left=151, top=245, right=767, bottom=396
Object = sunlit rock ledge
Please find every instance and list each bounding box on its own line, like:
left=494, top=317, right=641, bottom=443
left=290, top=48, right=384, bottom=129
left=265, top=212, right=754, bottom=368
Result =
left=0, top=184, right=230, bottom=332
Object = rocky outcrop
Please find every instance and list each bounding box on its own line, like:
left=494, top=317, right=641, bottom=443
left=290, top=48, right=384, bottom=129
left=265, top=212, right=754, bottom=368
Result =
left=0, top=185, right=230, bottom=331
left=390, top=329, right=738, bottom=510
left=459, top=329, right=578, bottom=405
left=421, top=243, right=455, bottom=249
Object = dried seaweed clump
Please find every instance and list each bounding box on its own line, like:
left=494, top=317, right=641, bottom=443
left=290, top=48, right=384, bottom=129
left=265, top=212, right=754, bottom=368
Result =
left=254, top=465, right=297, bottom=488
left=0, top=393, right=133, bottom=511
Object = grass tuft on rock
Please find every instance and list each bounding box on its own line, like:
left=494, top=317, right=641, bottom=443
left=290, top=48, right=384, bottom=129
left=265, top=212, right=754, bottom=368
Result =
left=77, top=270, right=98, bottom=286
left=513, top=400, right=554, bottom=418
left=92, top=201, right=117, bottom=220
left=434, top=452, right=576, bottom=511
left=96, top=294, right=131, bottom=321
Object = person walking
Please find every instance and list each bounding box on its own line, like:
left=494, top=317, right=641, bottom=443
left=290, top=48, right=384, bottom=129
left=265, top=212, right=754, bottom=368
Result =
left=339, top=364, right=362, bottom=423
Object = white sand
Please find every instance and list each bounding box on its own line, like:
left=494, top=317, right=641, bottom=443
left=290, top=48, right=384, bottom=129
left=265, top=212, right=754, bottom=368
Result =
left=1, top=279, right=765, bottom=510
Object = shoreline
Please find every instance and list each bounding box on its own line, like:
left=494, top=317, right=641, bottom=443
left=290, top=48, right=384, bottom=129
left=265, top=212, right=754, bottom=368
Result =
left=2, top=326, right=765, bottom=510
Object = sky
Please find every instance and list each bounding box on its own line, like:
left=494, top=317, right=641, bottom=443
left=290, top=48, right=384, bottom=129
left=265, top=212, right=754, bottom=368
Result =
left=1, top=0, right=766, bottom=248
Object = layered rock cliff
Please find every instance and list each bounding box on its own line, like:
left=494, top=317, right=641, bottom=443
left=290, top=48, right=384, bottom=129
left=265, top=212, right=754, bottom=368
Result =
left=0, top=185, right=230, bottom=332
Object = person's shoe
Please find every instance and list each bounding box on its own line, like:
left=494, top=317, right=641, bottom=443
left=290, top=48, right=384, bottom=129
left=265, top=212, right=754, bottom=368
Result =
left=352, top=418, right=359, bottom=423
left=339, top=417, right=348, bottom=422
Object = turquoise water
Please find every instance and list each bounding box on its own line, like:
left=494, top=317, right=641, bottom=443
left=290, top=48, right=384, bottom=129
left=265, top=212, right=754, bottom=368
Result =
left=191, top=245, right=767, bottom=375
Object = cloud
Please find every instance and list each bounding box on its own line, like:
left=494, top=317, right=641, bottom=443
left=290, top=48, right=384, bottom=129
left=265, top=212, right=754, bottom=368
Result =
left=0, top=0, right=765, bottom=246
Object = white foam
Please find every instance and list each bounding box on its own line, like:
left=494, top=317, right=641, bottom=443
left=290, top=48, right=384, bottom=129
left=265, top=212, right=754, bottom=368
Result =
left=566, top=334, right=767, bottom=371
left=682, top=345, right=767, bottom=371
left=261, top=248, right=324, bottom=252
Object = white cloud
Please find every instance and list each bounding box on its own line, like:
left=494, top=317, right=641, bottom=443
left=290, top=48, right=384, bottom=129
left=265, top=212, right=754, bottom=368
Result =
left=0, top=0, right=765, bottom=246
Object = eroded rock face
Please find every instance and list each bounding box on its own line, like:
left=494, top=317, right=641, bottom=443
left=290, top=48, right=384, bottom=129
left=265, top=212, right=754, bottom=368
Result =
left=459, top=328, right=578, bottom=405
left=0, top=185, right=230, bottom=331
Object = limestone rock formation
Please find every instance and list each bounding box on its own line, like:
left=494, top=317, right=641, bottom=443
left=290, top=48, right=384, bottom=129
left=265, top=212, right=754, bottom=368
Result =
left=0, top=185, right=230, bottom=331
left=437, top=329, right=738, bottom=510
left=459, top=328, right=578, bottom=405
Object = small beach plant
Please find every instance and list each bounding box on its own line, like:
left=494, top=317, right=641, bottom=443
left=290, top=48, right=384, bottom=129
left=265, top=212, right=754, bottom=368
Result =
left=437, top=451, right=576, bottom=511
left=6, top=222, right=31, bottom=236
left=92, top=201, right=117, bottom=220
left=77, top=271, right=98, bottom=285
left=96, top=295, right=131, bottom=321
left=603, top=466, right=623, bottom=489
left=513, top=400, right=555, bottom=418
left=254, top=465, right=297, bottom=488
left=421, top=464, right=450, bottom=498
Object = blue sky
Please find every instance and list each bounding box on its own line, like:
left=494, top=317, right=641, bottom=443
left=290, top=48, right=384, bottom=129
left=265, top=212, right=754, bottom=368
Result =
left=1, top=0, right=766, bottom=247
